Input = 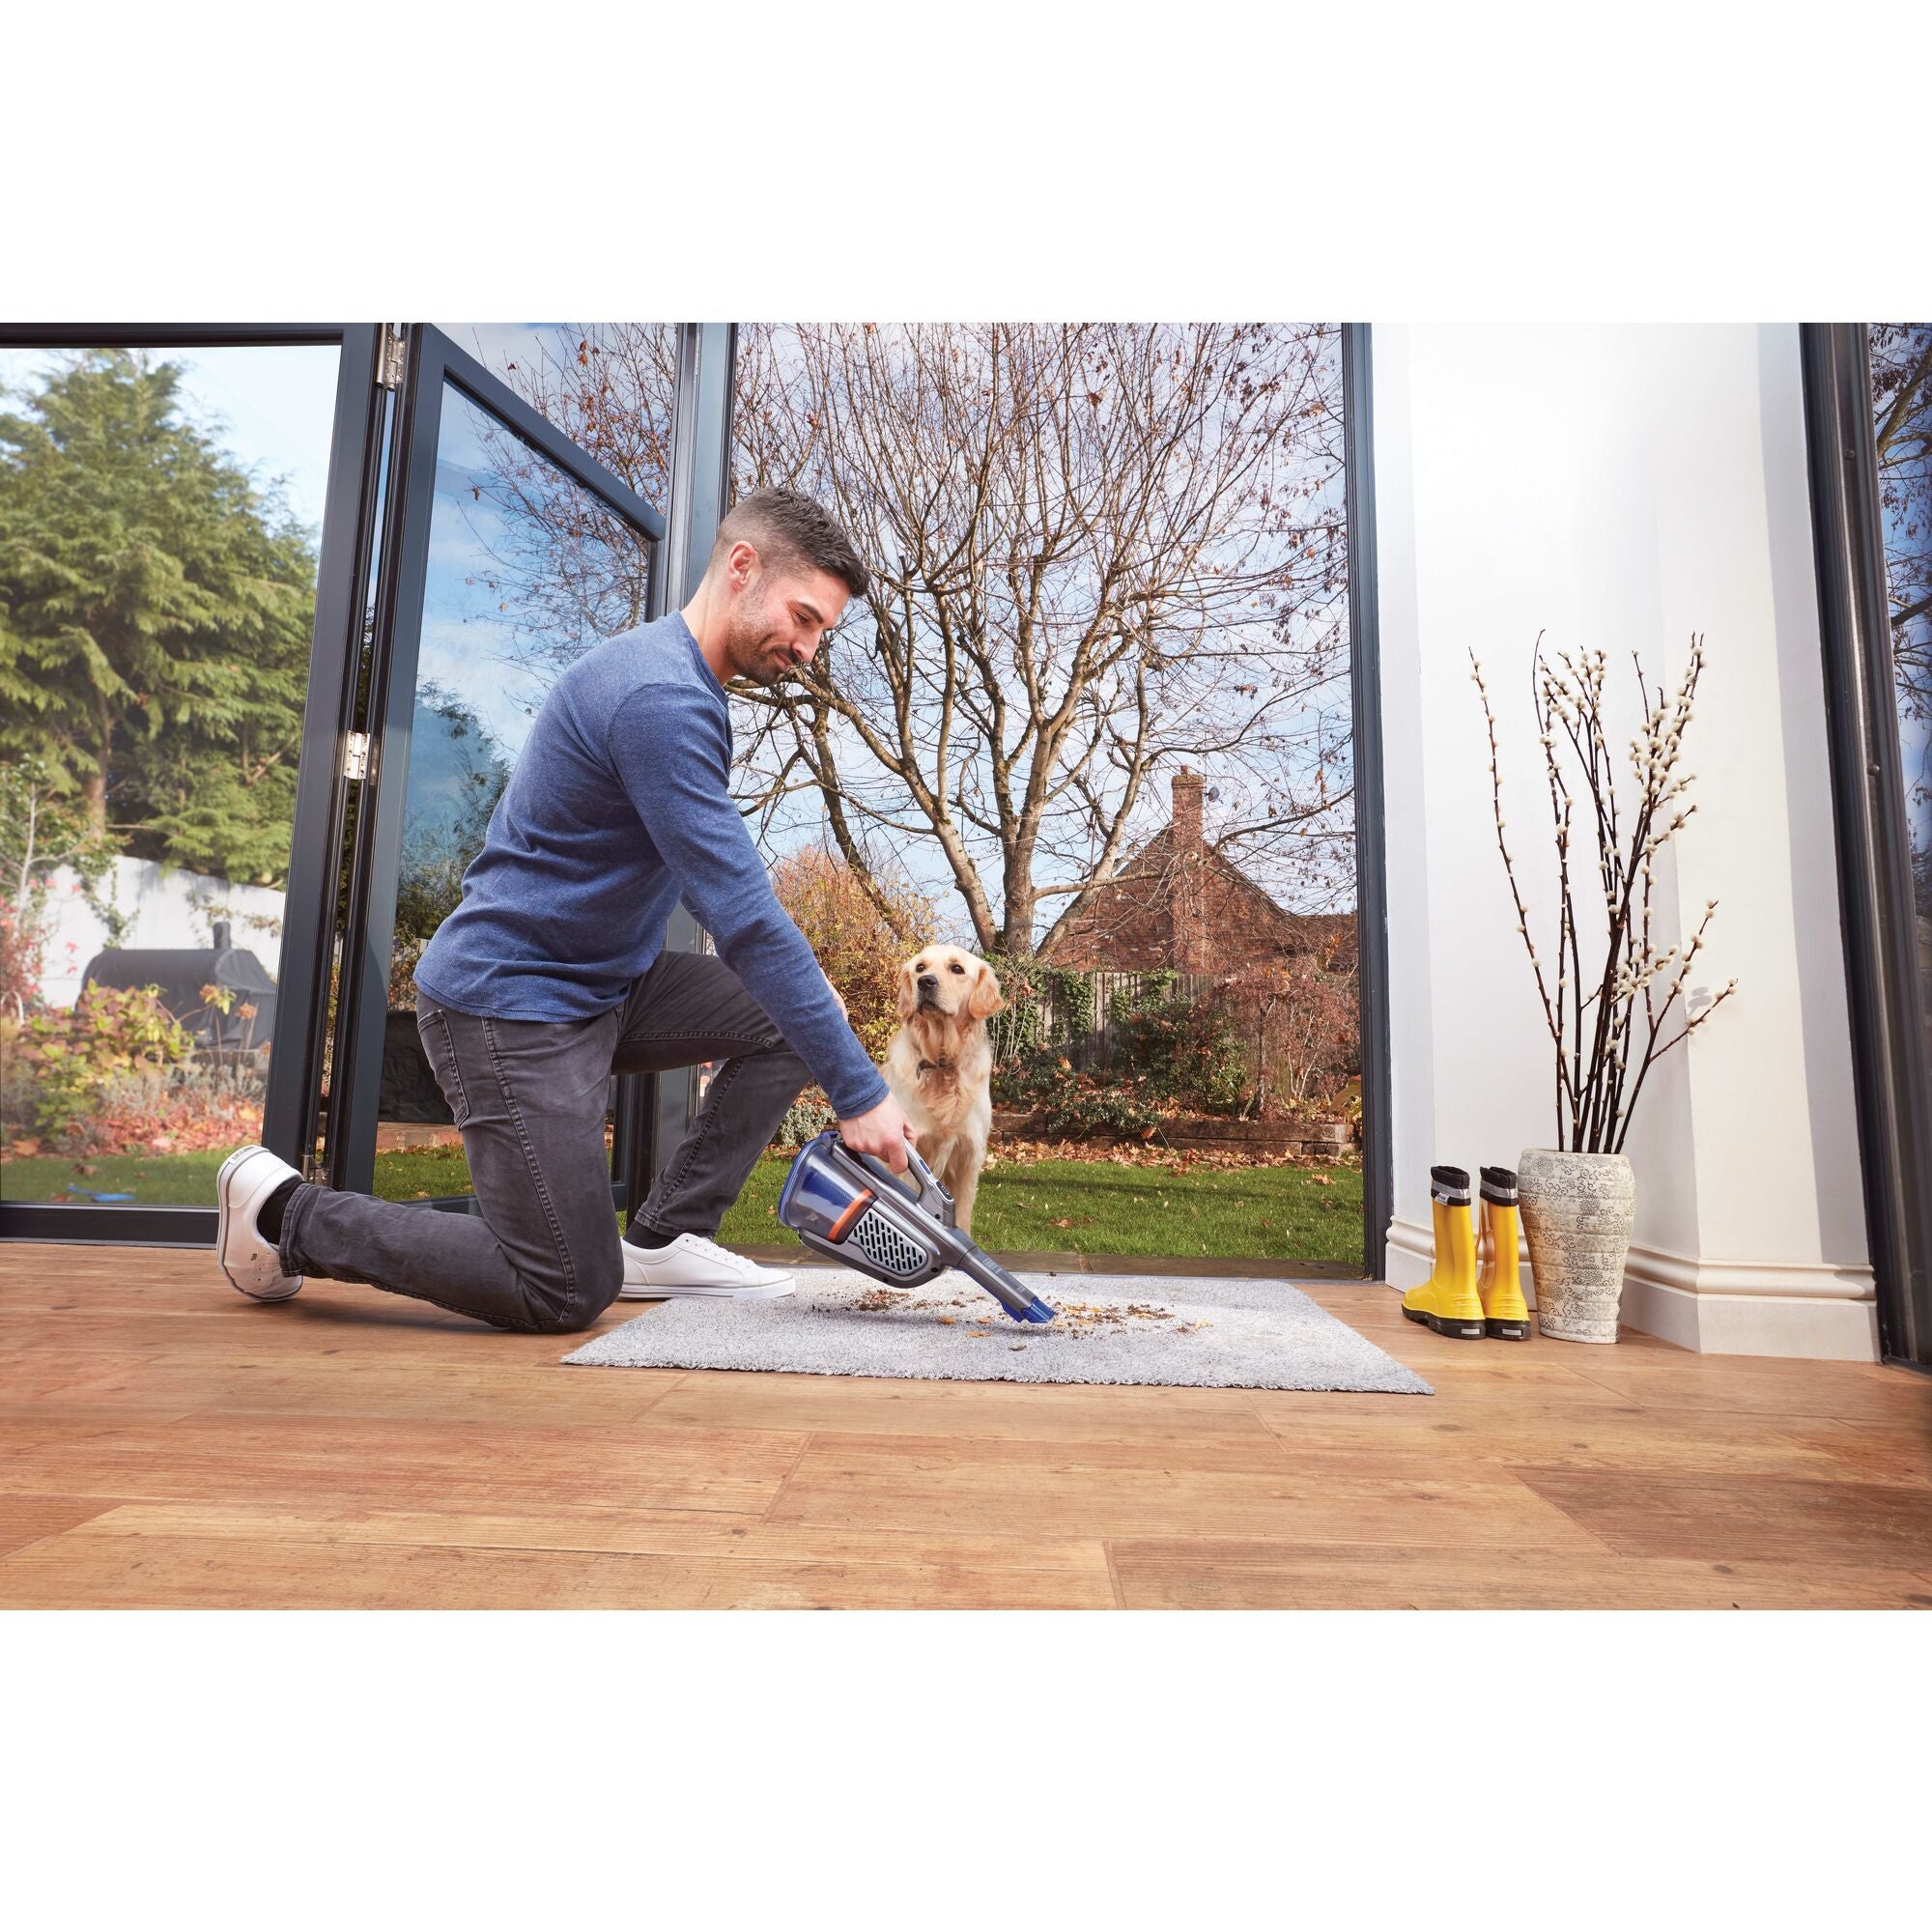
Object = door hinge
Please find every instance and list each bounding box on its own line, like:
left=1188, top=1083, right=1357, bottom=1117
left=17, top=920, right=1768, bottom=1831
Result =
left=341, top=730, right=371, bottom=781
left=377, top=325, right=409, bottom=391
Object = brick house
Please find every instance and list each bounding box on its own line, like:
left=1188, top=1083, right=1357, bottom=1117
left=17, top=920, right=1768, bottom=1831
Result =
left=1037, top=770, right=1356, bottom=976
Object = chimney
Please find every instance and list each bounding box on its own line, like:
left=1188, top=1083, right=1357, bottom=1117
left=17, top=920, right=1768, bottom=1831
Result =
left=213, top=920, right=232, bottom=952
left=1172, top=767, right=1203, bottom=851
left=1170, top=768, right=1208, bottom=973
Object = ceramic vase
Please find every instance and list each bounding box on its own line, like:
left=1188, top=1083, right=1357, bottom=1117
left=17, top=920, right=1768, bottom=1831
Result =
left=1517, top=1147, right=1635, bottom=1344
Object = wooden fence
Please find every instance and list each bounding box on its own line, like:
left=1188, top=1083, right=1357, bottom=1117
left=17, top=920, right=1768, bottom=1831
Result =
left=1005, top=970, right=1217, bottom=1070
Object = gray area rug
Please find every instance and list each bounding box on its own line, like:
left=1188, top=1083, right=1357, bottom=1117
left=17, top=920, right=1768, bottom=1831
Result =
left=562, top=1267, right=1433, bottom=1395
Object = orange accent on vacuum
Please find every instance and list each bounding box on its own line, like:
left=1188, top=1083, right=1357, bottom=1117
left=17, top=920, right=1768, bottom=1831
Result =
left=827, top=1189, right=875, bottom=1242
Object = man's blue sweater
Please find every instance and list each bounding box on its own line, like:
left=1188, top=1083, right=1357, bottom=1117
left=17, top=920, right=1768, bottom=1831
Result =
left=412, top=611, right=891, bottom=1121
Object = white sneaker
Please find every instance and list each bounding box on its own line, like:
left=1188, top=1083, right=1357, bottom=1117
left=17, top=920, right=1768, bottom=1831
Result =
left=216, top=1144, right=305, bottom=1301
left=618, top=1231, right=795, bottom=1299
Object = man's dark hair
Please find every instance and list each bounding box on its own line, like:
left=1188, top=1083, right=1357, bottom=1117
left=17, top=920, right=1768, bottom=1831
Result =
left=712, top=488, right=869, bottom=601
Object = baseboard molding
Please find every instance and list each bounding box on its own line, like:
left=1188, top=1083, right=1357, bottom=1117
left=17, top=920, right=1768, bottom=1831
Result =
left=1619, top=1243, right=1878, bottom=1360
left=1381, top=1216, right=1878, bottom=1360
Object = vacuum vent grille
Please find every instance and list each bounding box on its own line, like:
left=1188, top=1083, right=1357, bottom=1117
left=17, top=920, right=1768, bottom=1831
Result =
left=850, top=1208, right=929, bottom=1279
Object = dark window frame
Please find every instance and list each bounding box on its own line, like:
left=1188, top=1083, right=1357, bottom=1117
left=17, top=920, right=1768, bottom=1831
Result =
left=1801, top=322, right=1932, bottom=1367
left=0, top=323, right=688, bottom=1244
left=0, top=323, right=384, bottom=1246
left=323, top=326, right=669, bottom=1207
left=1344, top=324, right=1392, bottom=1282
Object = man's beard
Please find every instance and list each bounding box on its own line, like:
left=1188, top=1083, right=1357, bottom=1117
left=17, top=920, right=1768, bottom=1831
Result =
left=723, top=606, right=795, bottom=686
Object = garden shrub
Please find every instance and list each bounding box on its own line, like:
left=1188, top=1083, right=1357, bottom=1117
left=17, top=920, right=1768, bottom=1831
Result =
left=1206, top=957, right=1359, bottom=1119
left=1115, top=978, right=1249, bottom=1115
left=775, top=1089, right=837, bottom=1151
left=89, top=1049, right=270, bottom=1155
left=6, top=980, right=194, bottom=1147
left=0, top=894, right=47, bottom=1021
left=0, top=1009, right=31, bottom=1141
left=771, top=845, right=941, bottom=1060
left=988, top=962, right=1247, bottom=1128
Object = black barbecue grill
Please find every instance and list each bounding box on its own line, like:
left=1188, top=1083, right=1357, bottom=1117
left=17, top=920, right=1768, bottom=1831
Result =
left=75, top=920, right=278, bottom=1053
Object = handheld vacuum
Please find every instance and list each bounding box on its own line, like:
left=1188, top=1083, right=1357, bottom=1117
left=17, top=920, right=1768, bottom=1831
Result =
left=778, top=1130, right=1058, bottom=1324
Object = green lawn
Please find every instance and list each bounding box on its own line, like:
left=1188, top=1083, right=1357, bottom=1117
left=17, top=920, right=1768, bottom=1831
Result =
left=2, top=1144, right=481, bottom=1208
left=716, top=1153, right=1364, bottom=1267
left=4, top=1148, right=235, bottom=1206
left=5, top=1145, right=1364, bottom=1268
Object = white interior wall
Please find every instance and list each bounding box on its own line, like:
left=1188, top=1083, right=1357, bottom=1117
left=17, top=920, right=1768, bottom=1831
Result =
left=1374, top=324, right=1877, bottom=1359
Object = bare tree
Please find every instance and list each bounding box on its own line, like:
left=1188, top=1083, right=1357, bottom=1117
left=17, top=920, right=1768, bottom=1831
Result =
left=729, top=323, right=1350, bottom=956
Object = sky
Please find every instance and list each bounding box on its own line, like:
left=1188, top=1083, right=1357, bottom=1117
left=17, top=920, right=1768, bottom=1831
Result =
left=412, top=384, right=583, bottom=766
left=0, top=343, right=341, bottom=541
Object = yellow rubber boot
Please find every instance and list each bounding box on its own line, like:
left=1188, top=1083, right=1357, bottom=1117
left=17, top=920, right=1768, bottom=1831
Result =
left=1476, top=1166, right=1531, bottom=1341
left=1401, top=1166, right=1485, bottom=1339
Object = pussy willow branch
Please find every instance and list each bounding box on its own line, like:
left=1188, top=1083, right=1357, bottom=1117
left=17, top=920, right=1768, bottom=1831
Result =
left=1472, top=649, right=1570, bottom=1135
left=1603, top=639, right=1729, bottom=1151
left=1540, top=639, right=1646, bottom=1149
left=1525, top=639, right=1581, bottom=1134
left=1605, top=650, right=1671, bottom=1139
left=1474, top=633, right=1735, bottom=1152
left=1610, top=901, right=1737, bottom=1151
left=1572, top=646, right=1659, bottom=1147
left=1605, top=650, right=1661, bottom=1138
left=1583, top=687, right=1656, bottom=1148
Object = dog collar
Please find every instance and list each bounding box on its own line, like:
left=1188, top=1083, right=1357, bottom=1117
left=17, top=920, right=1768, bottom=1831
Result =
left=916, top=1056, right=956, bottom=1074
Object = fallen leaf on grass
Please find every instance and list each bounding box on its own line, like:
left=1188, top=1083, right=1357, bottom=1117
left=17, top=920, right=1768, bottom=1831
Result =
left=986, top=1135, right=1359, bottom=1175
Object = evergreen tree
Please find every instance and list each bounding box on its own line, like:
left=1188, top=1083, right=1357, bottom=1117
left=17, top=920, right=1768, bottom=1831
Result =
left=0, top=351, right=318, bottom=886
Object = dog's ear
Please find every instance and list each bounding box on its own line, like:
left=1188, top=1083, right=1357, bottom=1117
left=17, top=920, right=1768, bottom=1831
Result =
left=895, top=958, right=920, bottom=1022
left=966, top=959, right=1005, bottom=1021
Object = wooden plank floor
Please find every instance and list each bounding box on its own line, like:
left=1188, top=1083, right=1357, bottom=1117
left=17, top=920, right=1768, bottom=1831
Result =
left=3, top=1241, right=1929, bottom=1608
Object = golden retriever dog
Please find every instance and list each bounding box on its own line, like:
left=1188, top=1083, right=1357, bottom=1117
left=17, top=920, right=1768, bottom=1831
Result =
left=881, top=943, right=1004, bottom=1236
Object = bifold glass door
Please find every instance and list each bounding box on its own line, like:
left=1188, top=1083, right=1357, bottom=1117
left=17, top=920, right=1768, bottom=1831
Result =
left=320, top=326, right=671, bottom=1212
left=0, top=322, right=707, bottom=1245
left=0, top=326, right=378, bottom=1244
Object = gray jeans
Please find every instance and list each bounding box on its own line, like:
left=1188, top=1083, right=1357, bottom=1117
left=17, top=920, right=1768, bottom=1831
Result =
left=276, top=949, right=812, bottom=1334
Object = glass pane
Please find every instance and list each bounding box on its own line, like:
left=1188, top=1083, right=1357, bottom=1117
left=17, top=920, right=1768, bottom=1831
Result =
left=440, top=323, right=677, bottom=519
left=726, top=323, right=1360, bottom=1267
left=372, top=380, right=657, bottom=1202
left=0, top=342, right=340, bottom=1207
left=1869, top=324, right=1932, bottom=1075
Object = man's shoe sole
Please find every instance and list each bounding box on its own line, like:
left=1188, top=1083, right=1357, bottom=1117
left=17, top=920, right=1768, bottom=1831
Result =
left=617, top=1277, right=795, bottom=1301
